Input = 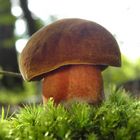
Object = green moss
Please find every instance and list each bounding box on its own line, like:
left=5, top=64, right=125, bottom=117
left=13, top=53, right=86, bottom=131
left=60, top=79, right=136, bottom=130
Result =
left=0, top=87, right=140, bottom=140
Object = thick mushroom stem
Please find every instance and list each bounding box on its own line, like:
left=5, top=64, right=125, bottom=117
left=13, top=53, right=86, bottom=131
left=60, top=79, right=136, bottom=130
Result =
left=42, top=65, right=104, bottom=105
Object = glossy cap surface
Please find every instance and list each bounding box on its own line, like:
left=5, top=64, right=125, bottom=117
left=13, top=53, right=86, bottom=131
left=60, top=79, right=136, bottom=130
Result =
left=19, top=18, right=121, bottom=81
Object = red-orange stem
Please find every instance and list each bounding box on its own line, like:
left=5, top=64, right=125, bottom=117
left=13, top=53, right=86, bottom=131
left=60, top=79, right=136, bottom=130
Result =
left=42, top=65, right=104, bottom=104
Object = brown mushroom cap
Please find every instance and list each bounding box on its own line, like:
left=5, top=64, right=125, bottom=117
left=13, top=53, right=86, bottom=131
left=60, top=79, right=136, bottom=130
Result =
left=19, top=18, right=121, bottom=81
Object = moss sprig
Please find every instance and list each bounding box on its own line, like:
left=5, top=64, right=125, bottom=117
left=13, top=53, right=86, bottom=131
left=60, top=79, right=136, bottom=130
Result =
left=0, top=87, right=140, bottom=140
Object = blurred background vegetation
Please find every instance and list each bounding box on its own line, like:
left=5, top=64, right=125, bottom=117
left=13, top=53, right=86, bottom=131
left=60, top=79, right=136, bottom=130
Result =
left=0, top=0, right=44, bottom=110
left=0, top=0, right=140, bottom=113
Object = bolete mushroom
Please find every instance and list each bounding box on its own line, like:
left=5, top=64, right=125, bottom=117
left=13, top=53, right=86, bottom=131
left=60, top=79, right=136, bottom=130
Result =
left=19, top=18, right=121, bottom=105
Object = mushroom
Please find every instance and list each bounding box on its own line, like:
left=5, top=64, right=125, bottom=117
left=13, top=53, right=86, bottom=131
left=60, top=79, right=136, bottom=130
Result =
left=19, top=18, right=121, bottom=105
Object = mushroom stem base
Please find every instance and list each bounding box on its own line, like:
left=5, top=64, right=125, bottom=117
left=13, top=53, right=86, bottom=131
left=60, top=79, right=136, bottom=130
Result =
left=42, top=65, right=104, bottom=105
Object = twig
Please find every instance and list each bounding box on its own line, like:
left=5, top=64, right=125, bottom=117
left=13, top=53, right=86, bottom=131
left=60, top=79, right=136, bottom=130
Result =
left=0, top=70, right=22, bottom=78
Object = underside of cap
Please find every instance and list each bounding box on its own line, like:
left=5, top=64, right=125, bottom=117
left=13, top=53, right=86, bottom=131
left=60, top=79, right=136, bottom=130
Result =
left=19, top=18, right=121, bottom=81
